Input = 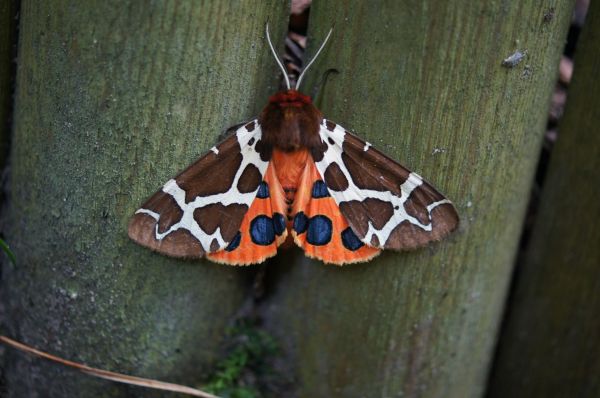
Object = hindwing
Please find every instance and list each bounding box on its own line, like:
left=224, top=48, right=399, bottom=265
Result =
left=207, top=163, right=288, bottom=265
left=290, top=155, right=381, bottom=265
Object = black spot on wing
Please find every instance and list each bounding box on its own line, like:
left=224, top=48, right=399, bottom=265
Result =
left=311, top=180, right=330, bottom=198
left=293, top=212, right=308, bottom=234
left=250, top=215, right=275, bottom=245
left=225, top=232, right=242, bottom=251
left=273, top=213, right=286, bottom=236
left=256, top=182, right=270, bottom=199
left=341, top=227, right=364, bottom=251
left=307, top=215, right=332, bottom=246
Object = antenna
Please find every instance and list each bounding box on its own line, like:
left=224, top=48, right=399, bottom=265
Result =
left=265, top=23, right=291, bottom=90
left=296, top=27, right=334, bottom=91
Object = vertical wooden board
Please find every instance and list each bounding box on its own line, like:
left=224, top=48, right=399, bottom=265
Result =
left=488, top=1, right=600, bottom=397
left=1, top=1, right=287, bottom=396
left=0, top=0, right=16, bottom=167
left=260, top=1, right=572, bottom=397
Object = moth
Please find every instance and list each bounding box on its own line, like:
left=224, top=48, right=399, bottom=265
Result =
left=128, top=25, right=459, bottom=266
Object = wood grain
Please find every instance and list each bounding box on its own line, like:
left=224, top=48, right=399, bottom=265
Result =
left=258, top=1, right=573, bottom=397
left=488, top=1, right=600, bottom=396
left=0, top=0, right=16, bottom=168
left=1, top=1, right=287, bottom=396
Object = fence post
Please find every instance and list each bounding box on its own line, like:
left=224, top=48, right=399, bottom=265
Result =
left=1, top=2, right=287, bottom=395
left=258, top=2, right=573, bottom=397
left=488, top=1, right=600, bottom=396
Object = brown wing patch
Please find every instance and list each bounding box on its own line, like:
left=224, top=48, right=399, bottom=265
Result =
left=404, top=186, right=445, bottom=225
left=140, top=192, right=183, bottom=234
left=237, top=164, right=262, bottom=193
left=342, top=134, right=409, bottom=193
left=193, top=203, right=248, bottom=242
left=128, top=214, right=205, bottom=258
left=176, top=138, right=242, bottom=202
left=387, top=203, right=458, bottom=249
left=323, top=162, right=349, bottom=191
left=339, top=198, right=394, bottom=237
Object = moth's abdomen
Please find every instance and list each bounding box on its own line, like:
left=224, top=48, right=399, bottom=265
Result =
left=271, top=149, right=310, bottom=217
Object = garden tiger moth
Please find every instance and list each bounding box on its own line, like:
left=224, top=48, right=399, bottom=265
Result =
left=128, top=24, right=459, bottom=266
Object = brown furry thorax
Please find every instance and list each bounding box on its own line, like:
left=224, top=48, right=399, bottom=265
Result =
left=259, top=90, right=323, bottom=153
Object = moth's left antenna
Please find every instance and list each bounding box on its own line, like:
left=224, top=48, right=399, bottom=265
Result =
left=265, top=23, right=291, bottom=90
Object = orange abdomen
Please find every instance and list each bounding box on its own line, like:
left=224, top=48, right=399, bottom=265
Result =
left=271, top=149, right=310, bottom=208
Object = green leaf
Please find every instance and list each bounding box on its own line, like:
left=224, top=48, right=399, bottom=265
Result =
left=0, top=238, right=15, bottom=266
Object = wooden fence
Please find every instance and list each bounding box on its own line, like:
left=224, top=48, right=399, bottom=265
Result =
left=1, top=1, right=597, bottom=397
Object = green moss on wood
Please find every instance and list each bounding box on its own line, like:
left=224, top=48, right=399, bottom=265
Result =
left=203, top=319, right=284, bottom=398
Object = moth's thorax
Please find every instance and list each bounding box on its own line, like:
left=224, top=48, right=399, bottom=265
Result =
left=259, top=90, right=323, bottom=153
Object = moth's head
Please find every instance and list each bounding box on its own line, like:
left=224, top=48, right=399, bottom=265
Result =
left=268, top=90, right=312, bottom=108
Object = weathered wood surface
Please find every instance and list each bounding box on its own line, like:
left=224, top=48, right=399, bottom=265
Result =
left=488, top=1, right=600, bottom=396
left=1, top=1, right=287, bottom=396
left=0, top=0, right=16, bottom=167
left=258, top=1, right=573, bottom=397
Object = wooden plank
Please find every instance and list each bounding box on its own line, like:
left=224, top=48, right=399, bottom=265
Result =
left=258, top=1, right=573, bottom=397
left=488, top=1, right=600, bottom=396
left=1, top=1, right=288, bottom=395
left=0, top=0, right=16, bottom=168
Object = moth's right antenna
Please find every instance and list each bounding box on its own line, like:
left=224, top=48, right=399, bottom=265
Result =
left=296, top=27, right=334, bottom=91
left=265, top=23, right=291, bottom=90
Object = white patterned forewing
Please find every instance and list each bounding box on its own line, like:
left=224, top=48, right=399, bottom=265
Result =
left=312, top=119, right=458, bottom=250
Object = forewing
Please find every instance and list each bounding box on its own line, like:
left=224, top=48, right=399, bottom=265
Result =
left=128, top=120, right=271, bottom=258
left=312, top=119, right=459, bottom=250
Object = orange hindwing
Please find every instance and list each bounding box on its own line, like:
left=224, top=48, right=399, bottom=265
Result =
left=207, top=163, right=287, bottom=265
left=290, top=155, right=381, bottom=265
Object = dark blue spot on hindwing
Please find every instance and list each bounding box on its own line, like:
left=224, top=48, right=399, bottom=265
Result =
left=256, top=181, right=269, bottom=199
left=307, top=215, right=333, bottom=246
left=250, top=215, right=275, bottom=246
left=225, top=231, right=242, bottom=252
left=341, top=227, right=364, bottom=251
left=273, top=213, right=286, bottom=236
left=311, top=180, right=330, bottom=198
left=293, top=212, right=308, bottom=234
